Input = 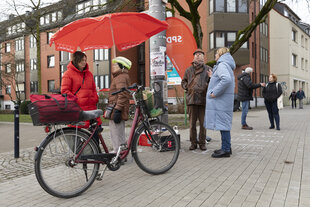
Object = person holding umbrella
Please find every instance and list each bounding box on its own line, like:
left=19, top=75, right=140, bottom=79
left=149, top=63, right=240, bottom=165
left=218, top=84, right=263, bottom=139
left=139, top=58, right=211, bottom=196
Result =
left=108, top=56, right=132, bottom=153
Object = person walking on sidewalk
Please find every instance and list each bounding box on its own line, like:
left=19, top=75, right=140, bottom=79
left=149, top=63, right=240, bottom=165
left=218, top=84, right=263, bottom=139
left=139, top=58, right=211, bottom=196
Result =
left=262, top=73, right=282, bottom=130
left=204, top=47, right=235, bottom=158
left=289, top=89, right=297, bottom=109
left=108, top=56, right=132, bottom=153
left=296, top=88, right=306, bottom=109
left=237, top=67, right=264, bottom=130
left=181, top=49, right=212, bottom=151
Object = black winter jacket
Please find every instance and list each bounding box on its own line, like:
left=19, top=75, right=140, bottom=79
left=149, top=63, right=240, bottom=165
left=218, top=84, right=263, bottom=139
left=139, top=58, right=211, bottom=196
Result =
left=262, top=82, right=282, bottom=102
left=237, top=73, right=261, bottom=101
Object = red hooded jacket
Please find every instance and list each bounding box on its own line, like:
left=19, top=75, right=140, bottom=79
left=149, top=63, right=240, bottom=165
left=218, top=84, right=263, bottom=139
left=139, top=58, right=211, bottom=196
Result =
left=61, top=61, right=102, bottom=126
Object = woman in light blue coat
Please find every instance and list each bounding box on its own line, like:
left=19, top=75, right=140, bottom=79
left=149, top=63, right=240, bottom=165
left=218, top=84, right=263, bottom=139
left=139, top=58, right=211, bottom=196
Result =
left=204, top=47, right=236, bottom=158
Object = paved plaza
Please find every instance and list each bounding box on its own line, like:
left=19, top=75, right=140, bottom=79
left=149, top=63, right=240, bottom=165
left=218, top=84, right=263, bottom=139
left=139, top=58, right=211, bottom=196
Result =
left=0, top=105, right=310, bottom=207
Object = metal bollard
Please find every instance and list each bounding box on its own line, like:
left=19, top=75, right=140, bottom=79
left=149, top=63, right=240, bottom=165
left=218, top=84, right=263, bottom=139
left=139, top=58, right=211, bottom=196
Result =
left=14, top=104, right=20, bottom=158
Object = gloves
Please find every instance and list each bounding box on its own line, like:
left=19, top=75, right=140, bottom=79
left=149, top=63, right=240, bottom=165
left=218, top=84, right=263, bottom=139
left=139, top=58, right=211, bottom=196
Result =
left=113, top=109, right=122, bottom=124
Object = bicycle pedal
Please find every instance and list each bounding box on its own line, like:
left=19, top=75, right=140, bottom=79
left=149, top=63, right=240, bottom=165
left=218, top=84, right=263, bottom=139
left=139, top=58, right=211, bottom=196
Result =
left=96, top=173, right=103, bottom=181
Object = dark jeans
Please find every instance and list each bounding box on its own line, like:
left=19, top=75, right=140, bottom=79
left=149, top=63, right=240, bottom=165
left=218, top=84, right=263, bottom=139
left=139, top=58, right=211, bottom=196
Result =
left=291, top=100, right=296, bottom=108
left=264, top=100, right=280, bottom=129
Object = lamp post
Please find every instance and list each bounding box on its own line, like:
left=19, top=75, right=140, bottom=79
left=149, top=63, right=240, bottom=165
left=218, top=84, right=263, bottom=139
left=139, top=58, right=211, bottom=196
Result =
left=149, top=0, right=168, bottom=123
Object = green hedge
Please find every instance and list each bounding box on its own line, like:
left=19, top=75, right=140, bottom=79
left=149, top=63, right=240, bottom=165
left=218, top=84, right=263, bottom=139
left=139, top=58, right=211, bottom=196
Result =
left=20, top=101, right=31, bottom=114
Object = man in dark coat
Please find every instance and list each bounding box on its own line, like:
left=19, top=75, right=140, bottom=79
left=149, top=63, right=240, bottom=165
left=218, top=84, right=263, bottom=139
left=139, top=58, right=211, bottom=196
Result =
left=237, top=67, right=264, bottom=130
left=181, top=49, right=212, bottom=151
left=296, top=88, right=306, bottom=109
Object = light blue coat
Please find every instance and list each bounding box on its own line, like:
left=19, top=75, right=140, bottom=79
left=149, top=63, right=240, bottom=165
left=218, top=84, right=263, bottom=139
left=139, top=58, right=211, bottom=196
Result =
left=204, top=53, right=236, bottom=131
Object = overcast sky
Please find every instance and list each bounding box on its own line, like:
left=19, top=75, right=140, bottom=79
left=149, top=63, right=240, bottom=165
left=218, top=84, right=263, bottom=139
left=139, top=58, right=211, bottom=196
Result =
left=0, top=0, right=309, bottom=24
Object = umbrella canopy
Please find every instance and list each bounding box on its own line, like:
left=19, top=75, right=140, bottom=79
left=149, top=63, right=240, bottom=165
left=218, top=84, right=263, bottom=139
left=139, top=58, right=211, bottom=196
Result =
left=50, top=12, right=168, bottom=53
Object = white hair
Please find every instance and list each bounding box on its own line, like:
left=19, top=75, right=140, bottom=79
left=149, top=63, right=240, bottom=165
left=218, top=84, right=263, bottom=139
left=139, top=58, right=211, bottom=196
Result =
left=245, top=67, right=253, bottom=73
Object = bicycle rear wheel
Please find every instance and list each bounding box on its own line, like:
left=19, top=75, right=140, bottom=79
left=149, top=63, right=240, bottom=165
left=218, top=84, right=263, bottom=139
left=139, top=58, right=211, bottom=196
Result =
left=34, top=128, right=100, bottom=198
left=132, top=120, right=180, bottom=175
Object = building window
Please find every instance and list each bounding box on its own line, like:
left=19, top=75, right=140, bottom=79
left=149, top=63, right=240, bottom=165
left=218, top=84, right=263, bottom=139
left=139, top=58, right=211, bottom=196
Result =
left=47, top=32, right=55, bottom=44
left=61, top=64, right=68, bottom=78
left=5, top=85, right=11, bottom=94
left=44, top=15, right=50, bottom=24
left=104, top=75, right=109, bottom=88
left=227, top=0, right=236, bottom=12
left=77, top=0, right=107, bottom=14
left=60, top=51, right=70, bottom=62
left=209, top=32, right=214, bottom=49
left=16, top=83, right=25, bottom=94
left=30, top=81, right=38, bottom=93
left=94, top=49, right=109, bottom=61
left=260, top=47, right=268, bottom=63
left=301, top=58, right=304, bottom=70
left=306, top=59, right=308, bottom=71
left=30, top=59, right=37, bottom=70
left=30, top=35, right=36, bottom=48
left=15, top=38, right=24, bottom=51
left=5, top=64, right=11, bottom=73
left=292, top=54, right=297, bottom=67
left=292, top=30, right=297, bottom=42
left=5, top=105, right=11, bottom=110
left=47, top=55, right=55, bottom=68
left=48, top=80, right=55, bottom=92
left=5, top=43, right=10, bottom=53
left=210, top=31, right=245, bottom=49
left=305, top=38, right=308, bottom=50
left=210, top=0, right=214, bottom=14
left=260, top=21, right=268, bottom=37
left=210, top=0, right=247, bottom=13
left=238, top=0, right=248, bottom=12
left=16, top=61, right=25, bottom=72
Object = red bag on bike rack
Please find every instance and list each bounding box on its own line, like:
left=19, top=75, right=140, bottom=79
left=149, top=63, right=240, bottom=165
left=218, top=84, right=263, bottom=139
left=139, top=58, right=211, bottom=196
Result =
left=28, top=94, right=82, bottom=126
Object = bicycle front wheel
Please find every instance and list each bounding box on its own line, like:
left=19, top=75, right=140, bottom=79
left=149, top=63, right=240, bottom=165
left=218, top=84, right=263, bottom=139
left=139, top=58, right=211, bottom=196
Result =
left=132, top=120, right=180, bottom=175
left=34, top=128, right=100, bottom=198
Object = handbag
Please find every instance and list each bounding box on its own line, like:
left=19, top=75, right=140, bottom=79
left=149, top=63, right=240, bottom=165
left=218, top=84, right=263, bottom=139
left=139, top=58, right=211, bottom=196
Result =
left=103, top=103, right=116, bottom=119
left=28, top=94, right=82, bottom=126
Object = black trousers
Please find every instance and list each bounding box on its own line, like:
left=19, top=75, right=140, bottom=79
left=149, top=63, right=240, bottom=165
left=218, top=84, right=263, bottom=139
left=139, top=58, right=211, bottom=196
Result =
left=264, top=100, right=280, bottom=128
left=291, top=100, right=296, bottom=108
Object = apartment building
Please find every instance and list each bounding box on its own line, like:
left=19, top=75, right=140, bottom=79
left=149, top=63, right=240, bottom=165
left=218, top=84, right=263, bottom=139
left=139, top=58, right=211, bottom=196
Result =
left=0, top=0, right=143, bottom=110
left=269, top=3, right=310, bottom=104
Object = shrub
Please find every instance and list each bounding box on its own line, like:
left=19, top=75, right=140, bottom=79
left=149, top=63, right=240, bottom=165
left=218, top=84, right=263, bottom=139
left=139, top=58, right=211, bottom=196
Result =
left=20, top=100, right=31, bottom=114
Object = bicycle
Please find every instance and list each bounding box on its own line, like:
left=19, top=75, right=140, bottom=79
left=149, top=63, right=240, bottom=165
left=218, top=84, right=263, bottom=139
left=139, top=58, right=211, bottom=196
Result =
left=34, top=83, right=180, bottom=198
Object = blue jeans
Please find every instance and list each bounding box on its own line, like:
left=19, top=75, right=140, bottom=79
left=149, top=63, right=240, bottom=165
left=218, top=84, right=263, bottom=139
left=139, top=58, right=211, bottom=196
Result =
left=220, top=131, right=231, bottom=152
left=241, top=101, right=249, bottom=126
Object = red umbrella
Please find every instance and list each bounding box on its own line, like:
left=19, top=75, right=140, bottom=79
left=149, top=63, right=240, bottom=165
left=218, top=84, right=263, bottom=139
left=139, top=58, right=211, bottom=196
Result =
left=50, top=12, right=168, bottom=53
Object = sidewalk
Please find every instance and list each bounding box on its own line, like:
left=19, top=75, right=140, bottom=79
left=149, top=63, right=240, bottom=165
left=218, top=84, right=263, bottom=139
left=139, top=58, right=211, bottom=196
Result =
left=0, top=106, right=310, bottom=206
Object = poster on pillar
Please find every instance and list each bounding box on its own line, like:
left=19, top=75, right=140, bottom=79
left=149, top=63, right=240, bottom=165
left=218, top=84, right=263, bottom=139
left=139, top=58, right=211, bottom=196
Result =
left=166, top=17, right=197, bottom=82
left=150, top=52, right=165, bottom=77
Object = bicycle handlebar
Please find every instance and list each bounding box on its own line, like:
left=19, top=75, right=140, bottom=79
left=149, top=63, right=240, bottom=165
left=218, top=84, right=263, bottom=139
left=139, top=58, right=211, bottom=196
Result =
left=111, top=83, right=144, bottom=96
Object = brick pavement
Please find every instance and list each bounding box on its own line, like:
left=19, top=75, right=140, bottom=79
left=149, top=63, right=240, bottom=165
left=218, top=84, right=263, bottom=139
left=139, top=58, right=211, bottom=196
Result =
left=0, top=105, right=310, bottom=206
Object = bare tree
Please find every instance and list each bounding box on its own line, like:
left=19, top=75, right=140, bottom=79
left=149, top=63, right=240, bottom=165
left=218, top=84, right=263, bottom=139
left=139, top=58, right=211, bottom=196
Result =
left=167, top=0, right=310, bottom=55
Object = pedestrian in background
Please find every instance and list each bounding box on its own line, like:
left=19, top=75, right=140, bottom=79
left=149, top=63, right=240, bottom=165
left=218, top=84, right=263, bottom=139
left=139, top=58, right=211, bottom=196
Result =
left=262, top=73, right=282, bottom=130
left=108, top=56, right=132, bottom=153
left=181, top=49, right=212, bottom=151
left=204, top=47, right=235, bottom=158
left=289, top=89, right=297, bottom=109
left=296, top=88, right=306, bottom=109
left=237, top=67, right=264, bottom=130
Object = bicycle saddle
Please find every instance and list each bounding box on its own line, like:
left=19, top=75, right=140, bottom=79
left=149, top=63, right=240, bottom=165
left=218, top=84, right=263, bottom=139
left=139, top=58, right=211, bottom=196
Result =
left=79, top=109, right=103, bottom=121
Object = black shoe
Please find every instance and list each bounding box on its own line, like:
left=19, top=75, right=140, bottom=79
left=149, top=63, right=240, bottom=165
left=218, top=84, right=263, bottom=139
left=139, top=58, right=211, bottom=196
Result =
left=206, top=136, right=212, bottom=142
left=214, top=148, right=232, bottom=155
left=212, top=150, right=230, bottom=158
left=276, top=127, right=280, bottom=130
left=269, top=126, right=275, bottom=129
left=189, top=143, right=197, bottom=150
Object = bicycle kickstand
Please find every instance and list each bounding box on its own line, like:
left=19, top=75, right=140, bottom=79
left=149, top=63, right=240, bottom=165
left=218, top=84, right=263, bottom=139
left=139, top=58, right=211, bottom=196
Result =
left=96, top=164, right=108, bottom=181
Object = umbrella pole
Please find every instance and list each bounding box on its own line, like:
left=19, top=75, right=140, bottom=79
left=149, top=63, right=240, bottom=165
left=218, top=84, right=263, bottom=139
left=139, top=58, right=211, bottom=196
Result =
left=109, top=16, right=116, bottom=58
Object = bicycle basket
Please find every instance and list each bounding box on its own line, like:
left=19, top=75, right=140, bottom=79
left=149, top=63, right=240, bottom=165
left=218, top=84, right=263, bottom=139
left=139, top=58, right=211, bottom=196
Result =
left=28, top=95, right=82, bottom=126
left=135, top=90, right=163, bottom=118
